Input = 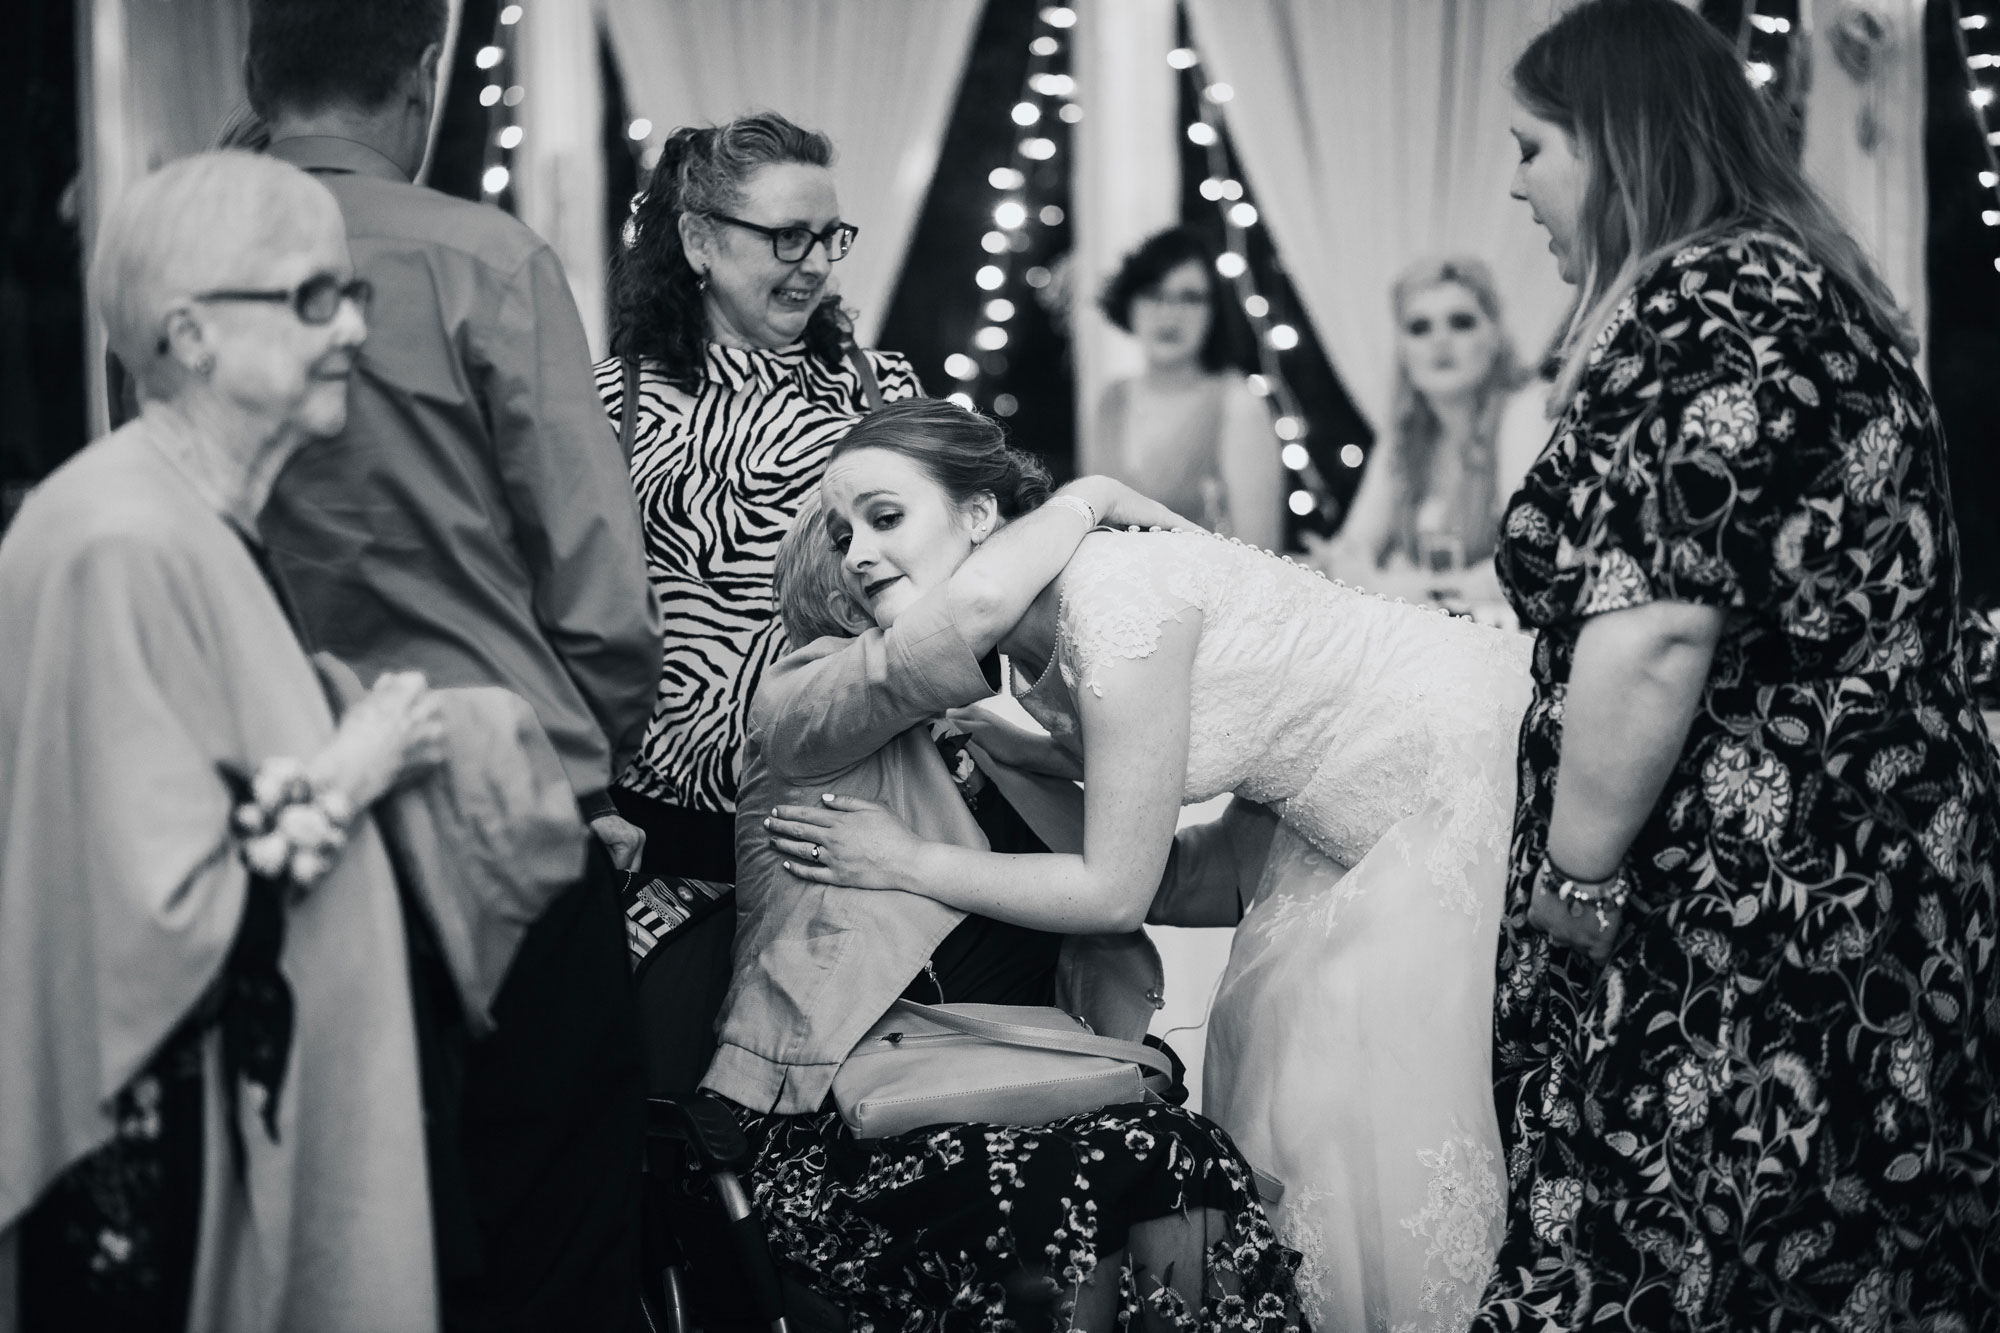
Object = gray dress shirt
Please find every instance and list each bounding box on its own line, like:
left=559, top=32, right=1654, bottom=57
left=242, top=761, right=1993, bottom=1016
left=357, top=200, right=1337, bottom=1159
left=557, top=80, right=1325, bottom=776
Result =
left=260, top=136, right=660, bottom=806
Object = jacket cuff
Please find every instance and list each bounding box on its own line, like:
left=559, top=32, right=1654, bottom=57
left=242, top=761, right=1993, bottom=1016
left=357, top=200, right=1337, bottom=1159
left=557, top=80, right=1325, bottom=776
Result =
left=888, top=589, right=993, bottom=712
left=577, top=788, right=621, bottom=823
left=701, top=1042, right=841, bottom=1116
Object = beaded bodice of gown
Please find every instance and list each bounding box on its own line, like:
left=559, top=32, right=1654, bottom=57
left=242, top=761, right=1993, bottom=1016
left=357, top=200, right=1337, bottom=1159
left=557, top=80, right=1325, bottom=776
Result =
left=1015, top=528, right=1531, bottom=883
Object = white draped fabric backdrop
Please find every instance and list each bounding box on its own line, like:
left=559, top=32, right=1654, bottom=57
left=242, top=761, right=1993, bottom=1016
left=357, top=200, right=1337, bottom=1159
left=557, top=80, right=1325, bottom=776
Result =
left=73, top=0, right=462, bottom=435
left=1175, top=0, right=1929, bottom=434
left=1802, top=0, right=1929, bottom=357
left=69, top=0, right=1932, bottom=436
left=597, top=0, right=982, bottom=349
left=1072, top=0, right=1181, bottom=475
left=1182, top=0, right=1577, bottom=435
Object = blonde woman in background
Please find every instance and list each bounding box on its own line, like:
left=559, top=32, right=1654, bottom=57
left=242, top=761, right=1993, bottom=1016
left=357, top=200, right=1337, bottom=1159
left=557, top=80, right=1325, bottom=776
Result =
left=1315, top=258, right=1539, bottom=606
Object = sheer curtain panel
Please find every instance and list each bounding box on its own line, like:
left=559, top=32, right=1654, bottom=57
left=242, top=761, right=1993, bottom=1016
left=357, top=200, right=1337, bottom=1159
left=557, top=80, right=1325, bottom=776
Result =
left=518, top=0, right=607, bottom=354
left=1802, top=0, right=1928, bottom=361
left=1184, top=0, right=1575, bottom=432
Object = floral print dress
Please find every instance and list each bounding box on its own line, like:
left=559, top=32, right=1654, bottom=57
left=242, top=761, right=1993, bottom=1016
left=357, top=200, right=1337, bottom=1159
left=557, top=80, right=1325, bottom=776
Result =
left=1477, top=231, right=2000, bottom=1331
left=737, top=1101, right=1301, bottom=1333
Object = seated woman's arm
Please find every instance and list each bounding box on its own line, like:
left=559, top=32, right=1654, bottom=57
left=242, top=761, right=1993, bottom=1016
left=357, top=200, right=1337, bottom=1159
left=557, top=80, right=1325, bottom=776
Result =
left=769, top=610, right=1201, bottom=934
left=763, top=477, right=1188, bottom=781
left=1149, top=798, right=1279, bottom=928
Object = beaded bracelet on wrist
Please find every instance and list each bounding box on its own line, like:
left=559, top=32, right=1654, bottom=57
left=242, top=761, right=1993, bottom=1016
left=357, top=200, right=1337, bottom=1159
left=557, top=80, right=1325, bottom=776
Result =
left=1539, top=853, right=1632, bottom=931
left=1047, top=493, right=1098, bottom=528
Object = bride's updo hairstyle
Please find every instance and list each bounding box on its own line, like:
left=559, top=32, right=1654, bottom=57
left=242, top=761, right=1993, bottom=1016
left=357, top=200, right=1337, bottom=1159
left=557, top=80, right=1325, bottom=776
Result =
left=830, top=399, right=1053, bottom=520
left=1517, top=0, right=1911, bottom=404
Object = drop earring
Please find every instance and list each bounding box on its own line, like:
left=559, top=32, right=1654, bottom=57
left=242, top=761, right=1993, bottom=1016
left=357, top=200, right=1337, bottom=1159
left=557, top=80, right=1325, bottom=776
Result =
left=697, top=269, right=710, bottom=292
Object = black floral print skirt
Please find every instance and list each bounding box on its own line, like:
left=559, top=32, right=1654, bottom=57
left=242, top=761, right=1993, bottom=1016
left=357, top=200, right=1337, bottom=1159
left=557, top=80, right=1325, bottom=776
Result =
left=734, top=1101, right=1304, bottom=1332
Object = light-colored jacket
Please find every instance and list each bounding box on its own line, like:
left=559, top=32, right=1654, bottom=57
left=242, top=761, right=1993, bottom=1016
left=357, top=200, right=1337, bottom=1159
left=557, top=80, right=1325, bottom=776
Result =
left=702, top=586, right=1168, bottom=1115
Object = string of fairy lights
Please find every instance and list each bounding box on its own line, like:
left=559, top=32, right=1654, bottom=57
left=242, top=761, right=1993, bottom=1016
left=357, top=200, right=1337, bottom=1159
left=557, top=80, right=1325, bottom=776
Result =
left=475, top=4, right=527, bottom=203
left=1742, top=8, right=1794, bottom=90
left=1950, top=1, right=2000, bottom=270
left=1740, top=0, right=1998, bottom=273
left=945, top=11, right=1335, bottom=521
left=943, top=5, right=1081, bottom=418
left=1165, top=41, right=1338, bottom=520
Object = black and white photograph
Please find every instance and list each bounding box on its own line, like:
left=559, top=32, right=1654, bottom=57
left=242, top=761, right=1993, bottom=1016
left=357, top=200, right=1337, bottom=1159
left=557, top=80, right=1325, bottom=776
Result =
left=3, top=0, right=2000, bottom=1329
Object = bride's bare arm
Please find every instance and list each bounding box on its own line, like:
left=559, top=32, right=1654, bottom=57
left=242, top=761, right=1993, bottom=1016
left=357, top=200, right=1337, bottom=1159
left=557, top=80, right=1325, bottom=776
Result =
left=762, top=477, right=1188, bottom=780
left=948, top=476, right=1188, bottom=650
left=768, top=611, right=1200, bottom=933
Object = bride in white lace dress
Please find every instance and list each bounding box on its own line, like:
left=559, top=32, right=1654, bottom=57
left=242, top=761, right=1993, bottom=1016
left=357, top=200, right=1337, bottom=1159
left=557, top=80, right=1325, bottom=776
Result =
left=772, top=402, right=1532, bottom=1330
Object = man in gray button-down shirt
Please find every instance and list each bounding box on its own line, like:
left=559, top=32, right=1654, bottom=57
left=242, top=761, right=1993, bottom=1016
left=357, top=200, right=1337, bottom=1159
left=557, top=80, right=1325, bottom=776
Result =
left=248, top=1, right=657, bottom=1327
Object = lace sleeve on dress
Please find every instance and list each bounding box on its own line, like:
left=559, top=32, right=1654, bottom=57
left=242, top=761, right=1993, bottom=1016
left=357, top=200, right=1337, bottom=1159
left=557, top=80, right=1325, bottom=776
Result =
left=1056, top=534, right=1208, bottom=699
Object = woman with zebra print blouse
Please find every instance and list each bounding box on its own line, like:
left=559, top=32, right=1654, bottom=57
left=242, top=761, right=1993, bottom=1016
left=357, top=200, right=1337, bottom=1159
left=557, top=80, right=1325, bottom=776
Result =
left=597, top=112, right=919, bottom=883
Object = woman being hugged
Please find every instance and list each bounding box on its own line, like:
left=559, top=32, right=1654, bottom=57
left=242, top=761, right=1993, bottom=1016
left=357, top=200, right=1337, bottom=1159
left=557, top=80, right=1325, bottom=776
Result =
left=713, top=465, right=1302, bottom=1332
left=596, top=112, right=919, bottom=883
left=1479, top=2, right=2000, bottom=1328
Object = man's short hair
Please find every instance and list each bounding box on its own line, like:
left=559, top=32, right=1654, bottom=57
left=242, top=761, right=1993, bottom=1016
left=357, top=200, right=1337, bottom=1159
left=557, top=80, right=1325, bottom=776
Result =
left=774, top=493, right=870, bottom=647
left=246, top=0, right=448, bottom=118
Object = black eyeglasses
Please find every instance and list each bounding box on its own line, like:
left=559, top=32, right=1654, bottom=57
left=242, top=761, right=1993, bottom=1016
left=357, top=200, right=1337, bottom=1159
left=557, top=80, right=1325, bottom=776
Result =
left=708, top=213, right=857, bottom=263
left=195, top=273, right=374, bottom=324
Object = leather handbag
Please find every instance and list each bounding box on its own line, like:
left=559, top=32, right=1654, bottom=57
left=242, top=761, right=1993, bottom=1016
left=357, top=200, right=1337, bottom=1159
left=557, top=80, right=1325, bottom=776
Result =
left=831, top=1000, right=1176, bottom=1139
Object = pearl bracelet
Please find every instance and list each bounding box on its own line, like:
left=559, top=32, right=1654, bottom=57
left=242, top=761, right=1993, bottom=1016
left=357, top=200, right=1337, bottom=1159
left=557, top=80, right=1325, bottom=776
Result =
left=1047, top=494, right=1098, bottom=528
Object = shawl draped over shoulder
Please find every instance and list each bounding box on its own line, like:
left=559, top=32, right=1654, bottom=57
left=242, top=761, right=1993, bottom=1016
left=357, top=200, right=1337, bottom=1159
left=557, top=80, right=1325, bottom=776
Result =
left=0, top=430, right=584, bottom=1332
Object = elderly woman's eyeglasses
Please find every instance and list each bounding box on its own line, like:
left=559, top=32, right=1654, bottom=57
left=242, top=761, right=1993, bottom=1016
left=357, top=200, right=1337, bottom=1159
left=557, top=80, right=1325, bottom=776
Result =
left=194, top=273, right=375, bottom=324
left=708, top=214, right=857, bottom=263
left=157, top=274, right=372, bottom=355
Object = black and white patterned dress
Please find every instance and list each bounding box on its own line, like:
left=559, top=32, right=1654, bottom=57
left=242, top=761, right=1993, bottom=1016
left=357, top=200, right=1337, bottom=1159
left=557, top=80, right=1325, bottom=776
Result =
left=1479, top=231, right=2000, bottom=1331
left=593, top=342, right=920, bottom=814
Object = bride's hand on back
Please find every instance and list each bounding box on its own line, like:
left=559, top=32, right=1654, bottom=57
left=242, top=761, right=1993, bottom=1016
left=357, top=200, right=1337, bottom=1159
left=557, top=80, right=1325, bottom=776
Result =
left=1065, top=477, right=1200, bottom=534
left=768, top=793, right=921, bottom=891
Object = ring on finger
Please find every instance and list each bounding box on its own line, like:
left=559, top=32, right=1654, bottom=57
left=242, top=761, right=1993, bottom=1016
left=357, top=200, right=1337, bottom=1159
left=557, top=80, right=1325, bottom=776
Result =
left=810, top=845, right=822, bottom=861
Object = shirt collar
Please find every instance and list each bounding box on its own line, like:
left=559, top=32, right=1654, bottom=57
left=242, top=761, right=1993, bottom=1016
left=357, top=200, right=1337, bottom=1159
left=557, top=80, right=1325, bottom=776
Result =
left=703, top=339, right=810, bottom=395
left=268, top=135, right=411, bottom=183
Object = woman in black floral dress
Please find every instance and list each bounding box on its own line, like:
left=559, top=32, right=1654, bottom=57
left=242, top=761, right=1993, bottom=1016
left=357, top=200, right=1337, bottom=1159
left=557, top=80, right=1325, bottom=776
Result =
left=1477, top=3, right=2000, bottom=1329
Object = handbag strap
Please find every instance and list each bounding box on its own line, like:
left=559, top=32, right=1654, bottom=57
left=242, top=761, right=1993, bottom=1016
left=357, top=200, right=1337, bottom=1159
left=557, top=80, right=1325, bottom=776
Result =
left=891, top=1001, right=1176, bottom=1083
left=843, top=341, right=886, bottom=413
left=619, top=355, right=641, bottom=459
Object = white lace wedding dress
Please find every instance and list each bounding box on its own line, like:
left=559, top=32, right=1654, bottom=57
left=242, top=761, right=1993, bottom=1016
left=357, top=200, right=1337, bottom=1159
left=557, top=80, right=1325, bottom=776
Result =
left=1013, top=529, right=1532, bottom=1332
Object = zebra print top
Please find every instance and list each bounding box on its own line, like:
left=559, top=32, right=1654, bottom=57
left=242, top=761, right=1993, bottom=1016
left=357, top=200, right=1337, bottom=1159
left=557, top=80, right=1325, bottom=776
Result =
left=594, top=341, right=921, bottom=813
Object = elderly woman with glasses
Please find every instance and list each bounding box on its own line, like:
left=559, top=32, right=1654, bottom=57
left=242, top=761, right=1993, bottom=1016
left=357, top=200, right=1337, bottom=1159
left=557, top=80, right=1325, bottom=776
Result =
left=594, top=113, right=921, bottom=916
left=0, top=151, right=584, bottom=1332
